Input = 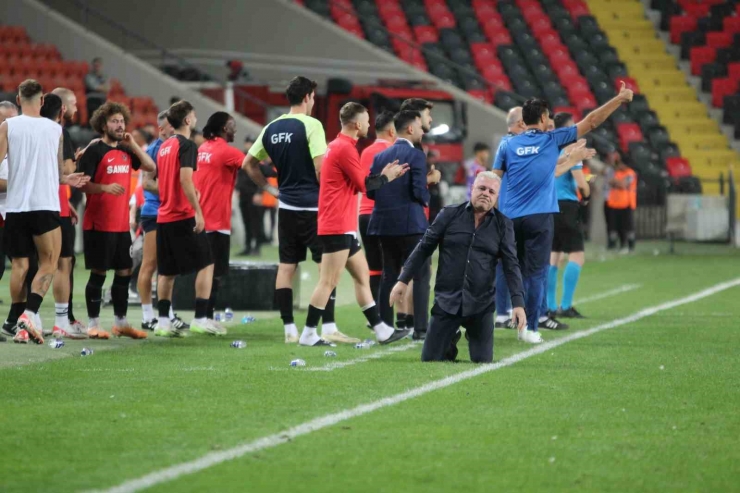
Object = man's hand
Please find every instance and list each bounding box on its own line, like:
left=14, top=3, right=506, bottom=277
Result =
left=194, top=211, right=205, bottom=233
left=427, top=164, right=441, bottom=185
left=129, top=214, right=137, bottom=231
left=617, top=81, right=634, bottom=104
left=122, top=133, right=136, bottom=147
left=103, top=183, right=125, bottom=196
left=195, top=188, right=201, bottom=202
left=64, top=173, right=91, bottom=188
left=572, top=142, right=597, bottom=162
left=252, top=194, right=263, bottom=206
left=380, top=159, right=409, bottom=182
left=511, top=307, right=527, bottom=331
left=389, top=281, right=408, bottom=306
left=69, top=205, right=78, bottom=225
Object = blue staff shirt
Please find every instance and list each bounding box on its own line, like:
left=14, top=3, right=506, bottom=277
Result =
left=493, top=126, right=578, bottom=219
left=141, top=138, right=162, bottom=217
left=555, top=148, right=582, bottom=202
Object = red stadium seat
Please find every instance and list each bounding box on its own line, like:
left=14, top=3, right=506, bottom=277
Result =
left=706, top=31, right=731, bottom=49
left=431, top=13, right=456, bottom=29
left=682, top=3, right=710, bottom=18
left=690, top=46, right=715, bottom=75
left=727, top=62, right=740, bottom=82
left=552, top=106, right=582, bottom=121
left=384, top=15, right=408, bottom=31
left=480, top=64, right=506, bottom=81
left=548, top=48, right=573, bottom=66
left=486, top=74, right=512, bottom=92
left=616, top=123, right=643, bottom=152
left=485, top=29, right=512, bottom=47
left=528, top=17, right=553, bottom=33
left=711, top=77, right=737, bottom=108
left=413, top=25, right=438, bottom=44
left=555, top=61, right=580, bottom=79
left=665, top=157, right=692, bottom=178
left=467, top=89, right=491, bottom=104
left=573, top=92, right=597, bottom=113
left=536, top=30, right=561, bottom=47
left=470, top=42, right=497, bottom=62
left=615, top=76, right=640, bottom=93
left=670, top=15, right=698, bottom=44
left=723, top=16, right=740, bottom=35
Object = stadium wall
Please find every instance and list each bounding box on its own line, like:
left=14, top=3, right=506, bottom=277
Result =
left=35, top=0, right=510, bottom=153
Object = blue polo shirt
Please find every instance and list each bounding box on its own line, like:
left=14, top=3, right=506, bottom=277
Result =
left=493, top=133, right=513, bottom=213
left=494, top=126, right=578, bottom=219
left=555, top=149, right=582, bottom=202
left=141, top=138, right=162, bottom=217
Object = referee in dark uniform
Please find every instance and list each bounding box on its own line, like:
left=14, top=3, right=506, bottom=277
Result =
left=389, top=172, right=526, bottom=363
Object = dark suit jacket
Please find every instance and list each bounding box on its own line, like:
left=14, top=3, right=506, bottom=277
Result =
left=367, top=139, right=430, bottom=236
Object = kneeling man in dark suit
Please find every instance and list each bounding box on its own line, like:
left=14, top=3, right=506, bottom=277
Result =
left=390, top=171, right=526, bottom=363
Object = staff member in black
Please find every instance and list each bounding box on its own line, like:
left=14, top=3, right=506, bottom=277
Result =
left=389, top=171, right=526, bottom=363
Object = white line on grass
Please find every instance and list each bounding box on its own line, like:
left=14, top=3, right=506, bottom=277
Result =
left=574, top=283, right=642, bottom=305
left=85, top=278, right=740, bottom=493
left=304, top=342, right=419, bottom=372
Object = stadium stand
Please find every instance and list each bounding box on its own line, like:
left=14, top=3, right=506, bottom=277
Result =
left=646, top=0, right=740, bottom=197
left=0, top=25, right=160, bottom=141
left=296, top=0, right=705, bottom=205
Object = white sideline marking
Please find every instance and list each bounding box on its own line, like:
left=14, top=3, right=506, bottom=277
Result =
left=574, top=283, right=642, bottom=305
left=85, top=278, right=740, bottom=493
left=304, top=342, right=418, bottom=372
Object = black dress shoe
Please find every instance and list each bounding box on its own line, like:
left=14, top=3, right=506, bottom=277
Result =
left=379, top=328, right=412, bottom=345
left=412, top=330, right=426, bottom=341
left=557, top=307, right=585, bottom=319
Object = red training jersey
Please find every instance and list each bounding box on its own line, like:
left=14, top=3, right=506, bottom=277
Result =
left=78, top=140, right=141, bottom=232
left=194, top=137, right=245, bottom=232
left=358, top=139, right=392, bottom=216
left=59, top=186, right=70, bottom=217
left=157, top=135, right=198, bottom=223
left=318, top=133, right=370, bottom=236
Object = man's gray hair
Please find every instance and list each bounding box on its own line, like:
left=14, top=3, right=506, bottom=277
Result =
left=506, top=106, right=522, bottom=128
left=0, top=101, right=18, bottom=111
left=157, top=110, right=168, bottom=125
left=475, top=171, right=501, bottom=183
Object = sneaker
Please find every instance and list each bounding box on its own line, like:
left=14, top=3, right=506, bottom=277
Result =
left=87, top=327, right=111, bottom=339
left=18, top=313, right=43, bottom=344
left=1, top=320, right=16, bottom=338
left=519, top=329, right=543, bottom=344
left=69, top=320, right=85, bottom=334
left=379, top=328, right=413, bottom=345
left=190, top=319, right=226, bottom=336
left=153, top=324, right=188, bottom=338
left=13, top=329, right=29, bottom=344
left=285, top=334, right=299, bottom=344
left=52, top=324, right=87, bottom=340
left=112, top=324, right=148, bottom=339
left=538, top=317, right=569, bottom=330
left=300, top=338, right=335, bottom=347
left=171, top=315, right=190, bottom=330
left=322, top=330, right=361, bottom=344
left=141, top=318, right=158, bottom=331
left=619, top=247, right=630, bottom=255
left=495, top=318, right=513, bottom=329
left=557, top=307, right=585, bottom=319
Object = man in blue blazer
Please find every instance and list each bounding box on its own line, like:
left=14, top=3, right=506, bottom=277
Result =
left=368, top=110, right=440, bottom=339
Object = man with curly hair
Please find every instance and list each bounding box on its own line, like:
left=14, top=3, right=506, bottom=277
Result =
left=77, top=101, right=156, bottom=339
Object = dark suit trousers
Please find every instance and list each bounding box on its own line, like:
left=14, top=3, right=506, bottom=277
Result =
left=422, top=303, right=494, bottom=363
left=378, top=234, right=430, bottom=334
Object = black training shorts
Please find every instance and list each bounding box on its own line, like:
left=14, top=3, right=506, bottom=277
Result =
left=156, top=218, right=213, bottom=276
left=552, top=200, right=585, bottom=253
left=278, top=208, right=322, bottom=264
left=84, top=230, right=133, bottom=271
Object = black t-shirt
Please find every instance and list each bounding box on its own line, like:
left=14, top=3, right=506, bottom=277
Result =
left=62, top=128, right=75, bottom=162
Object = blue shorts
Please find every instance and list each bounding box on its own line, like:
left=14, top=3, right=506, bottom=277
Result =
left=512, top=213, right=554, bottom=278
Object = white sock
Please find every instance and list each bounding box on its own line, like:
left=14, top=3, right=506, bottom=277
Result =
left=321, top=322, right=338, bottom=335
left=114, top=316, right=128, bottom=327
left=34, top=312, right=43, bottom=331
left=158, top=316, right=170, bottom=329
left=299, top=326, right=320, bottom=346
left=495, top=314, right=509, bottom=323
left=169, top=306, right=175, bottom=319
left=88, top=317, right=100, bottom=329
left=142, top=304, right=154, bottom=322
left=373, top=322, right=393, bottom=342
left=54, top=303, right=69, bottom=330
left=284, top=323, right=299, bottom=337
left=538, top=316, right=548, bottom=323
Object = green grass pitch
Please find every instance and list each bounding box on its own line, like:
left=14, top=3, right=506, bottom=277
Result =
left=1, top=241, right=739, bottom=493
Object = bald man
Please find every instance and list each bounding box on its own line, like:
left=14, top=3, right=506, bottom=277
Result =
left=493, top=107, right=525, bottom=329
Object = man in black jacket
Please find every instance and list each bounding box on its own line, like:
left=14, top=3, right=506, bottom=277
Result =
left=390, top=171, right=526, bottom=363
